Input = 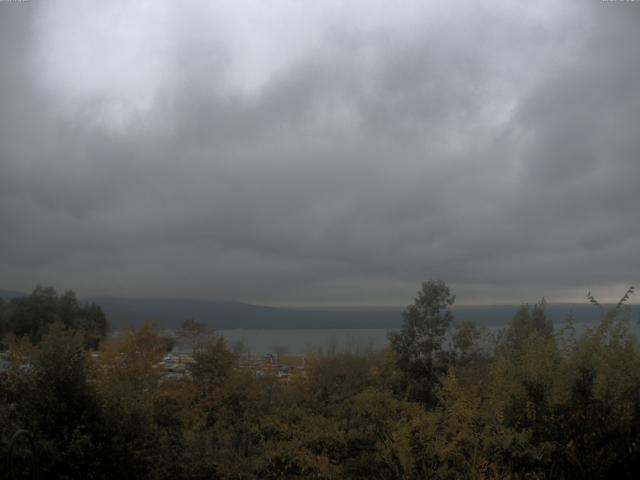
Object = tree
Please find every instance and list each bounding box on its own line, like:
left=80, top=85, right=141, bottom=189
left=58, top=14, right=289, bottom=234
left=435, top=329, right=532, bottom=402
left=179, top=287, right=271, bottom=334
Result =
left=175, top=319, right=214, bottom=354
left=94, top=323, right=174, bottom=478
left=388, top=280, right=455, bottom=405
left=101, top=322, right=167, bottom=394
left=500, top=299, right=553, bottom=354
left=191, top=335, right=237, bottom=386
left=452, top=320, right=482, bottom=363
left=8, top=285, right=59, bottom=342
left=2, top=286, right=107, bottom=347
left=79, top=302, right=108, bottom=348
left=12, top=323, right=105, bottom=478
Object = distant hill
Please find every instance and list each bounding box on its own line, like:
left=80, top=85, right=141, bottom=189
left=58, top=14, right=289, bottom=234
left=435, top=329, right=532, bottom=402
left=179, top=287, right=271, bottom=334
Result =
left=85, top=296, right=640, bottom=330
left=87, top=297, right=403, bottom=330
left=452, top=304, right=639, bottom=327
left=0, top=289, right=27, bottom=300
left=2, top=288, right=637, bottom=330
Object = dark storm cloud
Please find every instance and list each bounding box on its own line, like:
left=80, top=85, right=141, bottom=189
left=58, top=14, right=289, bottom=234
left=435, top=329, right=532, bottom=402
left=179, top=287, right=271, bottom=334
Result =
left=0, top=1, right=638, bottom=305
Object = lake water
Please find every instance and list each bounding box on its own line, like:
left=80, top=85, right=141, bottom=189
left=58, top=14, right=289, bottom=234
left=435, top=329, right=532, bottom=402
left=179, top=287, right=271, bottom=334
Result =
left=219, top=320, right=638, bottom=356
left=219, top=329, right=393, bottom=356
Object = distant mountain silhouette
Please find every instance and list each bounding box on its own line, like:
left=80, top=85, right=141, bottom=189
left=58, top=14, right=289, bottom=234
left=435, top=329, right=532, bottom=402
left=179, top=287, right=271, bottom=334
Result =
left=86, top=296, right=640, bottom=330
left=2, top=288, right=637, bottom=329
left=86, top=297, right=403, bottom=330
left=0, top=289, right=27, bottom=300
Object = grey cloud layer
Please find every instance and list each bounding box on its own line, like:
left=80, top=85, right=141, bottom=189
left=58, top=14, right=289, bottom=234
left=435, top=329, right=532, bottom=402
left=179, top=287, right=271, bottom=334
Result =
left=1, top=1, right=638, bottom=305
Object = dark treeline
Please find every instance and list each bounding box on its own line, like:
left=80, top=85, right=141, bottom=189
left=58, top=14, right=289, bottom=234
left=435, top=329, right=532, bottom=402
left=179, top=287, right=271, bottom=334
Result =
left=1, top=281, right=639, bottom=479
left=0, top=286, right=107, bottom=347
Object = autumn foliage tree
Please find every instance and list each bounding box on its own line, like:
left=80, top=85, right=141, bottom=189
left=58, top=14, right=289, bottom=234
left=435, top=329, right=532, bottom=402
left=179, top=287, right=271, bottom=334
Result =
left=175, top=318, right=215, bottom=354
left=2, top=282, right=640, bottom=479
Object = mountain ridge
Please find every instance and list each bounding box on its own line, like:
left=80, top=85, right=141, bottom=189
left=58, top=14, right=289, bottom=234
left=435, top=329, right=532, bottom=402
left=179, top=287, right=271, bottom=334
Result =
left=2, top=289, right=638, bottom=330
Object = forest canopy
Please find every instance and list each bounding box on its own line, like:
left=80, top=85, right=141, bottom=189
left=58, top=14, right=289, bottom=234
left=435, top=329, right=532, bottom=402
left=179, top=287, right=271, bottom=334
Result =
left=0, top=285, right=107, bottom=347
left=0, top=281, right=639, bottom=479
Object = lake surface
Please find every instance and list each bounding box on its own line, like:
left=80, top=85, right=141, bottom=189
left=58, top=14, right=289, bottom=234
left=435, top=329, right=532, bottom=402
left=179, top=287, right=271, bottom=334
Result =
left=219, top=320, right=639, bottom=356
left=219, top=328, right=393, bottom=356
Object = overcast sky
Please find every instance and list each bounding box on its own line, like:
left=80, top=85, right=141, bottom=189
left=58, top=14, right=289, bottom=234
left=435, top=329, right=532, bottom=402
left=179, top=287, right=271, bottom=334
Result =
left=1, top=0, right=639, bottom=306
